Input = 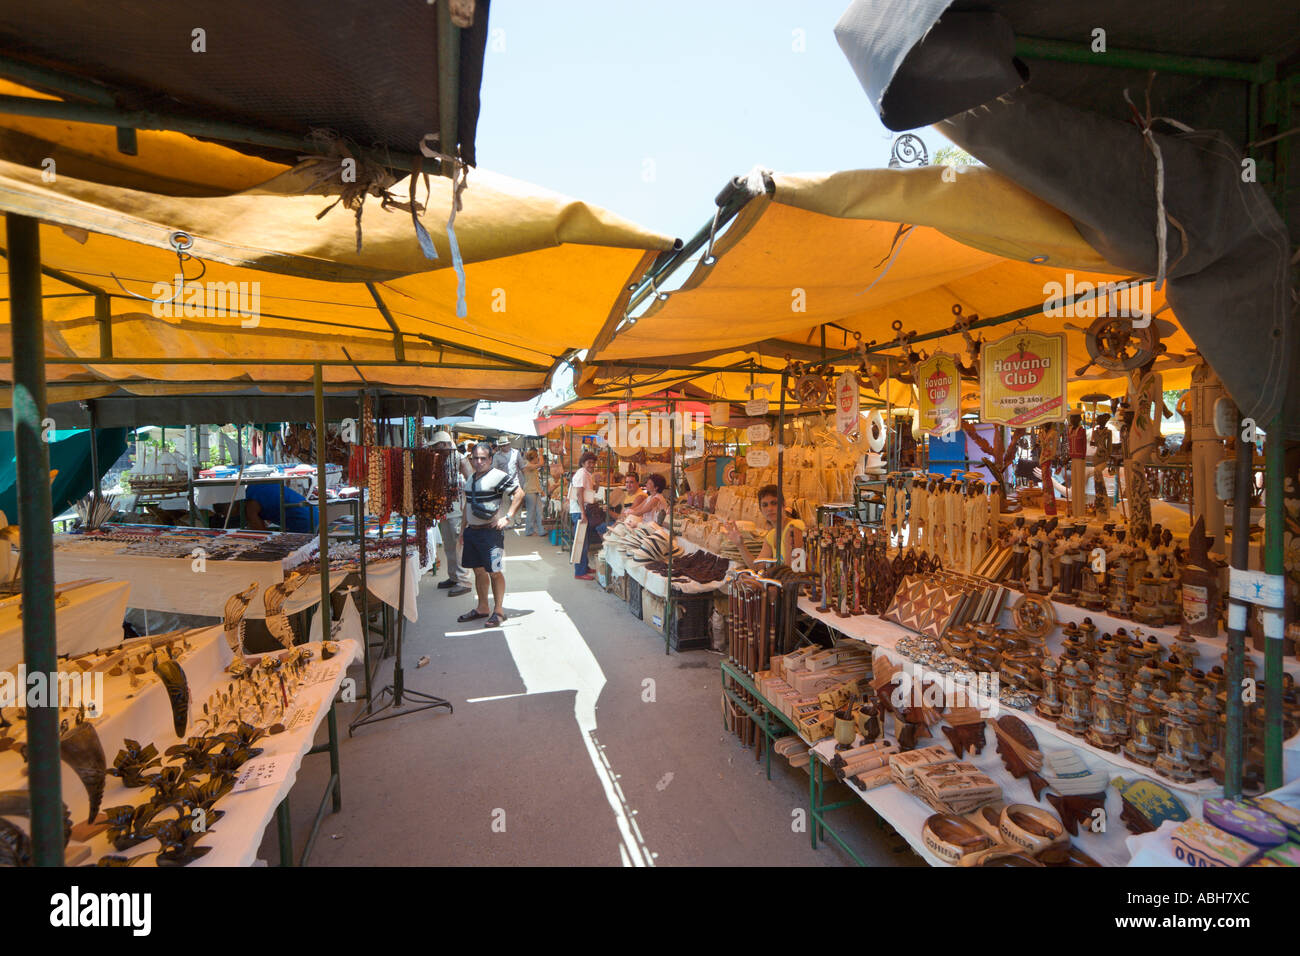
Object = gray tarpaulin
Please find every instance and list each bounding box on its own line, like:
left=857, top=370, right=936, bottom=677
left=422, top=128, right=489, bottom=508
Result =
left=834, top=0, right=1297, bottom=432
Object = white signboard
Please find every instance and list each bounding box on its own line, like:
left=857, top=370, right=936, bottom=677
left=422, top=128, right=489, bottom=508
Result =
left=746, top=423, right=771, bottom=442
left=746, top=449, right=771, bottom=468
left=745, top=398, right=769, bottom=417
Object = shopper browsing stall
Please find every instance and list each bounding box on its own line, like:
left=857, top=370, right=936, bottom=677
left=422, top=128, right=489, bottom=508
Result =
left=521, top=449, right=545, bottom=536
left=569, top=451, right=601, bottom=579
left=493, top=435, right=525, bottom=527
left=432, top=431, right=472, bottom=597
left=457, top=441, right=525, bottom=627
left=725, top=483, right=805, bottom=568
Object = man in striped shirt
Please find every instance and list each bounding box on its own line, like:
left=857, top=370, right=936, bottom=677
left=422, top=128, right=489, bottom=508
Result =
left=456, top=441, right=525, bottom=628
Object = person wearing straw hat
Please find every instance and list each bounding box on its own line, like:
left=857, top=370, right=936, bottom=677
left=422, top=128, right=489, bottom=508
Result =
left=493, top=435, right=525, bottom=528
left=432, top=430, right=472, bottom=597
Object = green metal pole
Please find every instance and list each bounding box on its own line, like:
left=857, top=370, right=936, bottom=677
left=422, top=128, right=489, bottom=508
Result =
left=315, top=365, right=332, bottom=643
left=776, top=369, right=788, bottom=561
left=665, top=408, right=675, bottom=656
left=6, top=213, right=62, bottom=866
left=1224, top=412, right=1254, bottom=798
left=0, top=94, right=447, bottom=178
left=1264, top=417, right=1285, bottom=789
left=436, top=0, right=462, bottom=177
left=1013, top=37, right=1272, bottom=83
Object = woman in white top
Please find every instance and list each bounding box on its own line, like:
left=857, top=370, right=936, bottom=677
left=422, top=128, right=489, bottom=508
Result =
left=623, top=473, right=669, bottom=523
left=569, top=452, right=600, bottom=579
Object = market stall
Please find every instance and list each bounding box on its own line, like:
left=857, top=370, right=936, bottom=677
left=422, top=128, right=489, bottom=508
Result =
left=572, top=138, right=1298, bottom=866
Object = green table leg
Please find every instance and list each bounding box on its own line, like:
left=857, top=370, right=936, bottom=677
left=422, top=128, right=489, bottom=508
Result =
left=277, top=797, right=293, bottom=867
left=327, top=705, right=342, bottom=812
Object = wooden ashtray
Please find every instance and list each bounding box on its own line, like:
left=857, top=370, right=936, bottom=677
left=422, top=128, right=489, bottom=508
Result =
left=1036, top=842, right=1102, bottom=867
left=999, top=804, right=1068, bottom=855
left=922, top=813, right=993, bottom=865
left=963, top=846, right=1044, bottom=867
left=965, top=802, right=1008, bottom=842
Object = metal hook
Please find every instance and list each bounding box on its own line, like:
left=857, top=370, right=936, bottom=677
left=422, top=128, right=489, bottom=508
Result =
left=110, top=231, right=207, bottom=306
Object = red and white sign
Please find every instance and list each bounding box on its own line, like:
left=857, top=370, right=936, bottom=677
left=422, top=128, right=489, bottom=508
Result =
left=835, top=371, right=860, bottom=435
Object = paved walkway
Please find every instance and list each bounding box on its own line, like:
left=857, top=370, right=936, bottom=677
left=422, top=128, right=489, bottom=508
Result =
left=262, top=529, right=920, bottom=866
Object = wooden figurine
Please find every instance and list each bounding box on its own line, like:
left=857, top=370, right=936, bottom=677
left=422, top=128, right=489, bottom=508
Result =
left=1123, top=681, right=1162, bottom=767
left=1040, top=423, right=1060, bottom=517
left=1068, top=408, right=1088, bottom=519
left=1090, top=412, right=1114, bottom=517
left=1180, top=515, right=1220, bottom=638
left=1057, top=658, right=1094, bottom=738
left=1036, top=656, right=1063, bottom=719
left=941, top=708, right=987, bottom=757
left=1085, top=676, right=1126, bottom=753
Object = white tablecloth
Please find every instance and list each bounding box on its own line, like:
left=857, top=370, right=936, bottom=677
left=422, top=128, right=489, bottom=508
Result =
left=0, top=579, right=131, bottom=670
left=55, top=551, right=421, bottom=623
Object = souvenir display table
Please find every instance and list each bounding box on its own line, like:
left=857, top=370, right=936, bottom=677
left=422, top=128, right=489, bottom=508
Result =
left=798, top=596, right=1300, bottom=791
left=602, top=522, right=732, bottom=599
left=52, top=527, right=423, bottom=623
left=0, top=624, right=359, bottom=867
left=0, top=578, right=130, bottom=668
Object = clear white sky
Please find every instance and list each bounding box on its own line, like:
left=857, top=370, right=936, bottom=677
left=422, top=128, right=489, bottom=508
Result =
left=472, top=0, right=957, bottom=418
left=474, top=0, right=950, bottom=242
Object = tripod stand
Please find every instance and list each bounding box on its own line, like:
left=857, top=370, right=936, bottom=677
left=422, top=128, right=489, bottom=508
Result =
left=349, top=515, right=453, bottom=734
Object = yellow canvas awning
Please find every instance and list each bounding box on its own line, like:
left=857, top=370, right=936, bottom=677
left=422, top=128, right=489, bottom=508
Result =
left=0, top=129, right=676, bottom=402
left=590, top=166, right=1195, bottom=404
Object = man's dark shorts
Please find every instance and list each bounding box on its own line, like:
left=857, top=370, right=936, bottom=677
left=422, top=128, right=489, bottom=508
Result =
left=462, top=524, right=505, bottom=573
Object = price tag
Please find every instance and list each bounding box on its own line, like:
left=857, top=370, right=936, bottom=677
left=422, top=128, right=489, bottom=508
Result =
left=745, top=398, right=769, bottom=417
left=746, top=423, right=770, bottom=442
left=231, top=756, right=292, bottom=793
left=746, top=449, right=770, bottom=468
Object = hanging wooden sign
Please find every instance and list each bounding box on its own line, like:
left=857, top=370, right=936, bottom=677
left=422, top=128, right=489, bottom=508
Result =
left=746, top=449, right=771, bottom=468
left=980, top=331, right=1068, bottom=428
left=746, top=423, right=771, bottom=442
left=835, top=371, right=860, bottom=436
left=916, top=351, right=961, bottom=437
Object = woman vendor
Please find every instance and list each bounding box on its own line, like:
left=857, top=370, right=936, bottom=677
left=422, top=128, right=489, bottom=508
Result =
left=725, top=483, right=805, bottom=569
left=622, top=473, right=669, bottom=522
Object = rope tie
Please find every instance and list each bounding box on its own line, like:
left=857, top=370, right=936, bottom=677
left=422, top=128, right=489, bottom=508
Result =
left=1123, top=87, right=1195, bottom=292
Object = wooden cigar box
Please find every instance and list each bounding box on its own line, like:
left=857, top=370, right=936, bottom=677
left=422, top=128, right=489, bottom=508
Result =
left=1170, top=819, right=1263, bottom=867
